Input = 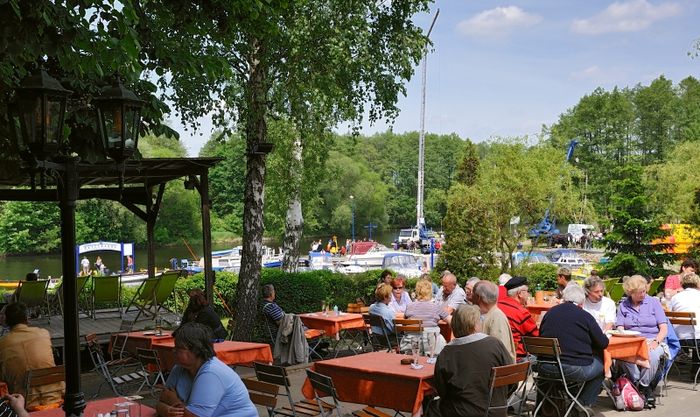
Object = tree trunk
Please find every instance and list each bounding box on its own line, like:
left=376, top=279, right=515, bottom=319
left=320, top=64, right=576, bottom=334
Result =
left=233, top=38, right=268, bottom=341
left=282, top=136, right=304, bottom=272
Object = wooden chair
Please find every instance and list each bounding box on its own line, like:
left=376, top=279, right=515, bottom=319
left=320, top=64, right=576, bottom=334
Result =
left=393, top=318, right=423, bottom=353
left=486, top=361, right=530, bottom=417
left=305, top=369, right=391, bottom=417
left=91, top=275, right=122, bottom=319
left=243, top=378, right=279, bottom=417
left=347, top=303, right=370, bottom=314
left=253, top=362, right=332, bottom=417
left=24, top=365, right=65, bottom=409
left=363, top=314, right=394, bottom=353
left=666, top=311, right=700, bottom=390
left=522, top=336, right=588, bottom=417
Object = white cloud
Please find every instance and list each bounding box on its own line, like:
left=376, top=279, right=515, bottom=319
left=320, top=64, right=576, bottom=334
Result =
left=457, top=6, right=542, bottom=38
left=572, top=0, right=681, bottom=35
left=570, top=65, right=602, bottom=80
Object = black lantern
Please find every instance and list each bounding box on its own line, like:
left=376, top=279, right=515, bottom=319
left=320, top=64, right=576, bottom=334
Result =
left=93, top=79, right=144, bottom=162
left=9, top=69, right=71, bottom=161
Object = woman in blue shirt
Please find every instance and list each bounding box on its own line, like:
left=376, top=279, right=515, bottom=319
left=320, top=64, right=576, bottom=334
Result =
left=157, top=323, right=257, bottom=417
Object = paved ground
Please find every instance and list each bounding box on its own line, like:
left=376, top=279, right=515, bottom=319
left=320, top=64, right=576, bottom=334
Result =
left=78, top=357, right=700, bottom=416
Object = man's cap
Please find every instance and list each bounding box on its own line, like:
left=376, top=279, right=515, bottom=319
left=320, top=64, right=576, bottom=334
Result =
left=505, top=276, right=528, bottom=291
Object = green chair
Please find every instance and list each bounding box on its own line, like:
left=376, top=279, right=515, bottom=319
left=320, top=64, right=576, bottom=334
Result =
left=125, top=276, right=161, bottom=322
left=609, top=282, right=626, bottom=303
left=603, top=278, right=619, bottom=297
left=49, top=275, right=90, bottom=316
left=91, top=275, right=122, bottom=319
left=15, top=280, right=50, bottom=322
left=152, top=271, right=181, bottom=313
left=648, top=278, right=664, bottom=296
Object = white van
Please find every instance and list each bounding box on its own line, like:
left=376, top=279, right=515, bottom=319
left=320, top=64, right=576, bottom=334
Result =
left=567, top=224, right=595, bottom=243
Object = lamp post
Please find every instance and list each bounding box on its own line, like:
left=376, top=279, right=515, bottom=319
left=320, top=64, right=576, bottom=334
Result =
left=350, top=195, right=355, bottom=242
left=9, top=69, right=143, bottom=417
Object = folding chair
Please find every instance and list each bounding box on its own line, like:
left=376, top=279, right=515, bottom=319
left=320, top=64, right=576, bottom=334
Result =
left=265, top=315, right=326, bottom=360
left=243, top=378, right=279, bottom=417
left=648, top=278, right=664, bottom=296
left=603, top=278, right=618, bottom=297
left=84, top=333, right=147, bottom=397
left=666, top=311, right=700, bottom=390
left=486, top=362, right=530, bottom=417
left=15, top=280, right=50, bottom=322
left=152, top=271, right=180, bottom=316
left=522, top=336, right=589, bottom=417
left=48, top=275, right=90, bottom=317
left=135, top=348, right=166, bottom=396
left=305, top=369, right=391, bottom=417
left=91, top=275, right=122, bottom=319
left=608, top=283, right=625, bottom=303
left=393, top=318, right=423, bottom=354
left=24, top=365, right=65, bottom=409
left=125, top=276, right=160, bottom=322
left=253, top=362, right=331, bottom=417
left=363, top=314, right=395, bottom=353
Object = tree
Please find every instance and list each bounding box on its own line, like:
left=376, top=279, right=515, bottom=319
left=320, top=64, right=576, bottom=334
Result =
left=0, top=201, right=60, bottom=254
left=674, top=76, right=700, bottom=143
left=634, top=76, right=678, bottom=164
left=646, top=141, right=700, bottom=222
left=601, top=164, right=675, bottom=277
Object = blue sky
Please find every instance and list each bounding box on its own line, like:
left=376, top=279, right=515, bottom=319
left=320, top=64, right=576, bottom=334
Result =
left=168, top=0, right=700, bottom=155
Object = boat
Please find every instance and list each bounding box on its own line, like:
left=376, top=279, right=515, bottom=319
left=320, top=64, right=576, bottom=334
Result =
left=340, top=242, right=424, bottom=277
left=181, top=246, right=283, bottom=274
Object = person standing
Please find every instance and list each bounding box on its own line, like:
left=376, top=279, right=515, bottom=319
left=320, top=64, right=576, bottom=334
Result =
left=80, top=256, right=90, bottom=276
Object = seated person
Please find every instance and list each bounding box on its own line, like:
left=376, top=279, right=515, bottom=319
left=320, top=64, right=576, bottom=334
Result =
left=497, top=276, right=539, bottom=361
left=428, top=305, right=513, bottom=417
left=669, top=273, right=700, bottom=376
left=261, top=284, right=285, bottom=337
left=539, top=285, right=608, bottom=414
left=157, top=323, right=257, bottom=417
left=616, top=275, right=668, bottom=405
left=368, top=284, right=395, bottom=335
left=404, top=279, right=447, bottom=354
left=0, top=303, right=65, bottom=410
left=182, top=289, right=227, bottom=340
left=435, top=271, right=466, bottom=315
left=388, top=275, right=412, bottom=314
left=665, top=258, right=698, bottom=299
left=582, top=276, right=616, bottom=331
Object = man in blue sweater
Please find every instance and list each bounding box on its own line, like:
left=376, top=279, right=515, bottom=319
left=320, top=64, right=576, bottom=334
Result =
left=539, top=284, right=609, bottom=414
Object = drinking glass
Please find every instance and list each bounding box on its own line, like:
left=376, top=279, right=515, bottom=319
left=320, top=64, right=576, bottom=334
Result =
left=427, top=332, right=437, bottom=363
left=411, top=336, right=420, bottom=365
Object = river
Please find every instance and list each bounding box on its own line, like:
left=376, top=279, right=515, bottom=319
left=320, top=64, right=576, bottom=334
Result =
left=0, top=229, right=400, bottom=280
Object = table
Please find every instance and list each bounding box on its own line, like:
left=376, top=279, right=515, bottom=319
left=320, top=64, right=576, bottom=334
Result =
left=300, top=312, right=366, bottom=356
left=151, top=340, right=273, bottom=371
left=604, top=335, right=650, bottom=378
left=29, top=397, right=156, bottom=417
left=109, top=331, right=174, bottom=357
left=301, top=351, right=435, bottom=416
left=526, top=302, right=554, bottom=323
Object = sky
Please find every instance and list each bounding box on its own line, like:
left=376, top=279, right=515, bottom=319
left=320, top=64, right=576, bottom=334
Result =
left=166, top=0, right=700, bottom=156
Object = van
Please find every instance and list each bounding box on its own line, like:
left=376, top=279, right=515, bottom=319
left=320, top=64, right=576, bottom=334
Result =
left=567, top=224, right=595, bottom=243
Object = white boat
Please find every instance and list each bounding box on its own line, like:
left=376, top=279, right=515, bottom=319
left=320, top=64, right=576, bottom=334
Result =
left=341, top=242, right=424, bottom=277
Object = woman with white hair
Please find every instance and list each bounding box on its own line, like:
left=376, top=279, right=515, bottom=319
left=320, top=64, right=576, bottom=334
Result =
left=616, top=275, right=668, bottom=405
left=538, top=284, right=608, bottom=414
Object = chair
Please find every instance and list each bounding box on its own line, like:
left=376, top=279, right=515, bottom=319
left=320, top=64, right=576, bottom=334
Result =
left=48, top=275, right=90, bottom=317
left=253, top=361, right=332, bottom=417
left=152, top=271, right=180, bottom=315
left=363, top=314, right=394, bottom=353
left=84, top=333, right=147, bottom=397
left=305, top=369, right=391, bottom=417
left=125, top=276, right=160, bottom=322
left=648, top=278, right=664, bottom=296
left=243, top=378, right=279, bottom=417
left=23, top=365, right=65, bottom=409
left=603, top=278, right=618, bottom=297
left=666, top=311, right=700, bottom=390
left=15, top=280, right=50, bottom=322
left=91, top=275, right=122, bottom=319
left=135, top=348, right=166, bottom=395
left=347, top=303, right=370, bottom=314
left=264, top=315, right=326, bottom=360
left=393, top=318, right=423, bottom=353
left=486, top=362, right=530, bottom=417
left=609, top=282, right=625, bottom=303
left=522, top=336, right=589, bottom=417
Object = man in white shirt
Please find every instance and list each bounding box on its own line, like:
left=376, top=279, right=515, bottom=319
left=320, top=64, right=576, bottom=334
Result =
left=669, top=273, right=700, bottom=340
left=435, top=271, right=466, bottom=315
left=582, top=276, right=616, bottom=331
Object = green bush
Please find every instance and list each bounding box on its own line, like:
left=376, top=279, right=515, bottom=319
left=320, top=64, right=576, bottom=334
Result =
left=513, top=263, right=558, bottom=290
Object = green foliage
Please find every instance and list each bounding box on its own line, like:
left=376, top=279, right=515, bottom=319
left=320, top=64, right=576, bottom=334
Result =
left=76, top=200, right=143, bottom=244
left=513, top=263, right=558, bottom=291
left=0, top=202, right=60, bottom=254
left=646, top=141, right=700, bottom=222
left=603, top=164, right=676, bottom=276
left=599, top=253, right=651, bottom=278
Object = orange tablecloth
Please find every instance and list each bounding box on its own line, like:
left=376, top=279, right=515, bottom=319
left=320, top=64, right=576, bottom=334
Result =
left=526, top=302, right=554, bottom=322
left=603, top=335, right=650, bottom=378
left=299, top=312, right=365, bottom=337
left=301, top=351, right=435, bottom=415
left=109, top=331, right=174, bottom=356
left=151, top=340, right=273, bottom=371
left=29, top=397, right=156, bottom=417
